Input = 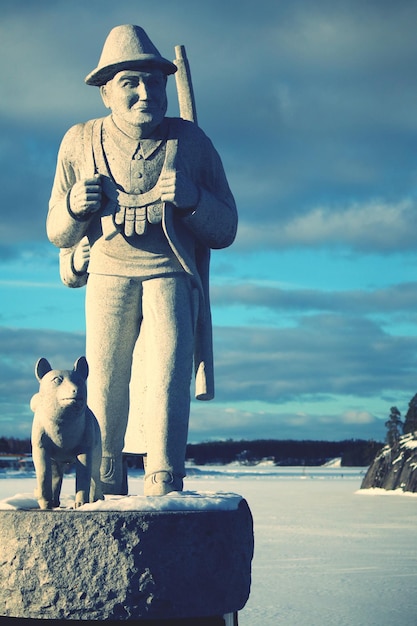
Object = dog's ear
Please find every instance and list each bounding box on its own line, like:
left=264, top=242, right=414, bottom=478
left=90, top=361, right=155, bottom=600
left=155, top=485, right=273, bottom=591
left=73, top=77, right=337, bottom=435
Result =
left=35, top=358, right=52, bottom=382
left=74, top=356, right=89, bottom=380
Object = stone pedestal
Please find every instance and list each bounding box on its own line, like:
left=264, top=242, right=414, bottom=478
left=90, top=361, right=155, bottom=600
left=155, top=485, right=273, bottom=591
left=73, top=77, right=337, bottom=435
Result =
left=0, top=497, right=253, bottom=621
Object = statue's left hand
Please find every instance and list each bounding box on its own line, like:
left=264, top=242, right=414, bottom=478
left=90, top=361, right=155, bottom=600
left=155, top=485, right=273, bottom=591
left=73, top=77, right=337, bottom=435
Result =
left=159, top=170, right=199, bottom=212
left=73, top=238, right=90, bottom=274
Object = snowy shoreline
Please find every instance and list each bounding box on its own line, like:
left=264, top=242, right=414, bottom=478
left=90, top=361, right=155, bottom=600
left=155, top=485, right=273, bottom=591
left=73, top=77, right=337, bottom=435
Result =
left=1, top=466, right=416, bottom=625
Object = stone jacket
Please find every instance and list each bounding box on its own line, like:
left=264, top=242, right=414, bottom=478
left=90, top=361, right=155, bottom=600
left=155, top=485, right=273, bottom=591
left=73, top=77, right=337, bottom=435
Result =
left=47, top=116, right=238, bottom=401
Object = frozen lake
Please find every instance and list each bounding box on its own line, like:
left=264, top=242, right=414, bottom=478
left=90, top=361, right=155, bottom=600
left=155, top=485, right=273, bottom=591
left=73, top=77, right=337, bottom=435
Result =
left=1, top=464, right=416, bottom=625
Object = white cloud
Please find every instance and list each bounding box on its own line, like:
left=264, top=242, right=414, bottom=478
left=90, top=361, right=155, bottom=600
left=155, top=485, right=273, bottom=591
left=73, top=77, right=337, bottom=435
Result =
left=188, top=403, right=383, bottom=442
left=2, top=0, right=417, bottom=445
left=237, top=198, right=417, bottom=253
left=340, top=410, right=375, bottom=425
left=211, top=280, right=417, bottom=316
left=213, top=317, right=417, bottom=403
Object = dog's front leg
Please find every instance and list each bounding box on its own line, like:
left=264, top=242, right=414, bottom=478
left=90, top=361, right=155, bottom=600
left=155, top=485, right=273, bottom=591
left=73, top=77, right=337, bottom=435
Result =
left=51, top=460, right=64, bottom=508
left=33, top=445, right=53, bottom=509
left=74, top=452, right=92, bottom=507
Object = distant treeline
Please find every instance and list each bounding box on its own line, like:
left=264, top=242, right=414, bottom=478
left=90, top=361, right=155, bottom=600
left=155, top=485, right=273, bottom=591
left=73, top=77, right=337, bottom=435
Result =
left=0, top=437, right=31, bottom=455
left=0, top=437, right=383, bottom=467
left=186, top=439, right=383, bottom=467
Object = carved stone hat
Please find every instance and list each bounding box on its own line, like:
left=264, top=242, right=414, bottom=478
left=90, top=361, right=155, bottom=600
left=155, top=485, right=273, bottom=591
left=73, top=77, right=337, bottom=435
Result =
left=85, top=24, right=177, bottom=86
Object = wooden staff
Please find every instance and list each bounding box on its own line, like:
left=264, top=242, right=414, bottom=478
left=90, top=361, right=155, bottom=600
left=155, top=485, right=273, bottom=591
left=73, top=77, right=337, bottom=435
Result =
left=174, top=44, right=198, bottom=124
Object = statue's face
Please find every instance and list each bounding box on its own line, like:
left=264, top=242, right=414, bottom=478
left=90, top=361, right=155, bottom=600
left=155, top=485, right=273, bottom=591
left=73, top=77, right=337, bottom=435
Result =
left=100, top=69, right=167, bottom=135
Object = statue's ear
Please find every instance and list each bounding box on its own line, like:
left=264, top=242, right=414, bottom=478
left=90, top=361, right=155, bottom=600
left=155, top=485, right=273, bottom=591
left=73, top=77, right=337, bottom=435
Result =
left=35, top=358, right=52, bottom=382
left=74, top=356, right=89, bottom=380
left=100, top=84, right=111, bottom=109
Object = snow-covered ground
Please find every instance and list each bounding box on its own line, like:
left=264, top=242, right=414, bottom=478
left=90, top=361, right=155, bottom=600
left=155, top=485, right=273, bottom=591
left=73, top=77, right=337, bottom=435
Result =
left=1, top=463, right=416, bottom=626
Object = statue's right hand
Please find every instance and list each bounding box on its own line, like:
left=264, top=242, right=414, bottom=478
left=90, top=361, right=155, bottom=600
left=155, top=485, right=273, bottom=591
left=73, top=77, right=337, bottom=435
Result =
left=69, top=175, right=102, bottom=218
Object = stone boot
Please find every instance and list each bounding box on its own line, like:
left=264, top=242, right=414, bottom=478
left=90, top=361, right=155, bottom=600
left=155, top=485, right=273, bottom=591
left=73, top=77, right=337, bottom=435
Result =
left=100, top=454, right=128, bottom=495
left=144, top=471, right=183, bottom=496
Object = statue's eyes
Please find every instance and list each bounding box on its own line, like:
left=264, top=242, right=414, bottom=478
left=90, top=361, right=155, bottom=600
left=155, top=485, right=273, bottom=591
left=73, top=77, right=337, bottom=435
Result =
left=51, top=376, right=63, bottom=385
left=121, top=79, right=137, bottom=88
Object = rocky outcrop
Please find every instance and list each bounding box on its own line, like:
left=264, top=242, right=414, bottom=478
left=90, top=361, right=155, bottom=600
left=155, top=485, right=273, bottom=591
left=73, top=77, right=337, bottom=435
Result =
left=361, top=433, right=417, bottom=492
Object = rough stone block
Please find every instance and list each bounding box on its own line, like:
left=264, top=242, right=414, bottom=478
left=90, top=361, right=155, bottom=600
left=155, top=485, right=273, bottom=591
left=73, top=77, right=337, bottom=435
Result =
left=0, top=499, right=253, bottom=620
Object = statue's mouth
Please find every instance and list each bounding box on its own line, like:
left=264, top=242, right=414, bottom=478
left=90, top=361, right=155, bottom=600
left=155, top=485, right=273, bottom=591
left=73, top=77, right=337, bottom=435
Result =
left=132, top=104, right=156, bottom=113
left=60, top=397, right=82, bottom=405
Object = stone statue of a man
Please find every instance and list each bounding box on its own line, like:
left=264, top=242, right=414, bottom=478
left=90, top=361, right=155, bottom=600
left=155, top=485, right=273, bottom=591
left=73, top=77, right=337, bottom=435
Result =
left=47, top=24, right=237, bottom=496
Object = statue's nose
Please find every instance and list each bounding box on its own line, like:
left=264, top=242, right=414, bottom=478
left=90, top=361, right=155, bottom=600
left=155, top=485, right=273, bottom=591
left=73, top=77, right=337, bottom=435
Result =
left=136, top=82, right=150, bottom=99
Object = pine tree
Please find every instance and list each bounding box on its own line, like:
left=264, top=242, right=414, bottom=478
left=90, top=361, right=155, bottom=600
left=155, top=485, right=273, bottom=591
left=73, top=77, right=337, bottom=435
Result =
left=403, top=393, right=417, bottom=435
left=385, top=407, right=403, bottom=448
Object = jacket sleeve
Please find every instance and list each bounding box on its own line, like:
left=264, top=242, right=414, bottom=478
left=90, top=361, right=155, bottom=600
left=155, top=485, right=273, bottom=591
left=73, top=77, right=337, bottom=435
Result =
left=59, top=246, right=88, bottom=288
left=47, top=123, right=94, bottom=248
left=179, top=124, right=238, bottom=250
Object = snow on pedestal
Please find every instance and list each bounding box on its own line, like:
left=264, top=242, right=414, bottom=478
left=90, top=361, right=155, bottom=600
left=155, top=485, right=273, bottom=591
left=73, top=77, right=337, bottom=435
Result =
left=0, top=491, right=253, bottom=621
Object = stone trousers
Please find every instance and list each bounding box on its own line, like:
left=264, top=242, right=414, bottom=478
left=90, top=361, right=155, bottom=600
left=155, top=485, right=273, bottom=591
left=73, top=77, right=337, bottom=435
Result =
left=85, top=272, right=196, bottom=479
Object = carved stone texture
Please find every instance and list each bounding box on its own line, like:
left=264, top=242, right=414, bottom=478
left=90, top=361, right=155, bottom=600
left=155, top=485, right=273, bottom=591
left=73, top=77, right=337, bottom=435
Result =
left=0, top=500, right=253, bottom=620
left=47, top=25, right=238, bottom=496
left=361, top=433, right=417, bottom=492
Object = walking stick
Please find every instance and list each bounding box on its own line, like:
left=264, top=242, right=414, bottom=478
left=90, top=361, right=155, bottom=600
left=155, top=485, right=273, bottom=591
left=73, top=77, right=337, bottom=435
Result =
left=174, top=45, right=198, bottom=124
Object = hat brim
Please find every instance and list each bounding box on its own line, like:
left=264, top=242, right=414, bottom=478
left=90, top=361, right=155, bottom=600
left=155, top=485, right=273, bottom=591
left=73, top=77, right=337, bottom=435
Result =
left=85, top=56, right=177, bottom=86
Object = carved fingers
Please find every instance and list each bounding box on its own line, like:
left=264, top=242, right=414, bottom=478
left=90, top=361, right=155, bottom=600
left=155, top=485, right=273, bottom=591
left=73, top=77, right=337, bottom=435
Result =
left=73, top=238, right=90, bottom=273
left=69, top=175, right=102, bottom=218
left=159, top=170, right=199, bottom=211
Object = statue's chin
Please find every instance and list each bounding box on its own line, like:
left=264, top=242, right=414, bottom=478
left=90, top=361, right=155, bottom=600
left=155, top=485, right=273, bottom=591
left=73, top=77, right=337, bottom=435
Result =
left=112, top=107, right=166, bottom=138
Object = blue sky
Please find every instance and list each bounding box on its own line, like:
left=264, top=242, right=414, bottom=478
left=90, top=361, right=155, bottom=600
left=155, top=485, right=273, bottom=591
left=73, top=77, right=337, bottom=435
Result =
left=2, top=0, right=417, bottom=443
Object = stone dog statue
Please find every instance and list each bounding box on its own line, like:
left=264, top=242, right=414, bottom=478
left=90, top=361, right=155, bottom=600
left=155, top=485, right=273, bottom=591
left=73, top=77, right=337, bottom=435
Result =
left=30, top=357, right=103, bottom=509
